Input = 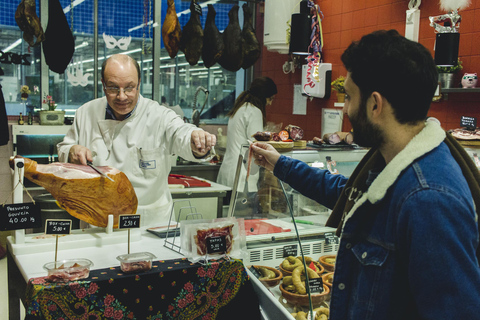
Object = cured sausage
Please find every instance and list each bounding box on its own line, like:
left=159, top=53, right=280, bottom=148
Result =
left=241, top=4, right=261, bottom=69
left=162, top=0, right=182, bottom=59
left=180, top=0, right=204, bottom=66
left=218, top=5, right=244, bottom=72
left=285, top=125, right=304, bottom=141
left=202, top=4, right=224, bottom=68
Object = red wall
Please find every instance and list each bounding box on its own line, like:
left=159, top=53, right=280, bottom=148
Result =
left=258, top=0, right=480, bottom=140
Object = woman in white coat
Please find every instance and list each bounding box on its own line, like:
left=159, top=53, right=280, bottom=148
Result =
left=217, top=77, right=277, bottom=203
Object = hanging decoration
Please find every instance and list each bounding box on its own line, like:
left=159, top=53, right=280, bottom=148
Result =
left=103, top=33, right=132, bottom=50
left=67, top=67, right=92, bottom=87
left=429, top=0, right=471, bottom=66
left=303, top=1, right=324, bottom=95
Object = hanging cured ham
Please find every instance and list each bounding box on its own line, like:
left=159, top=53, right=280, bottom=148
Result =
left=10, top=156, right=138, bottom=228
left=202, top=4, right=224, bottom=68
left=180, top=0, right=204, bottom=66
left=15, top=0, right=45, bottom=47
left=241, top=4, right=261, bottom=69
left=218, top=5, right=244, bottom=72
left=162, top=0, right=182, bottom=59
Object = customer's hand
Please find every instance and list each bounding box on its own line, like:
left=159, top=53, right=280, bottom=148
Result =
left=68, top=145, right=93, bottom=165
left=251, top=142, right=281, bottom=172
left=191, top=130, right=217, bottom=157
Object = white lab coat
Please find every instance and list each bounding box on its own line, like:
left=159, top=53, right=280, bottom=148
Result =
left=217, top=103, right=262, bottom=191
left=57, top=95, right=200, bottom=227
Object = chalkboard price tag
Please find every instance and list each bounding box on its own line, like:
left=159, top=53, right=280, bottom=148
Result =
left=308, top=278, right=324, bottom=293
left=119, top=215, right=141, bottom=229
left=248, top=266, right=262, bottom=279
left=324, top=232, right=339, bottom=245
left=283, top=245, right=298, bottom=257
left=461, top=116, right=477, bottom=130
left=0, top=202, right=42, bottom=231
left=45, top=219, right=71, bottom=235
left=206, top=236, right=227, bottom=254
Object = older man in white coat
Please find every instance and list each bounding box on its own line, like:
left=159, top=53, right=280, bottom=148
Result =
left=57, top=54, right=216, bottom=226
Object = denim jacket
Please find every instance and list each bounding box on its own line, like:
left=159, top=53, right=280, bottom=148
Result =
left=274, top=122, right=480, bottom=319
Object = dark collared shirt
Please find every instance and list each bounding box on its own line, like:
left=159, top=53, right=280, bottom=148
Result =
left=105, top=100, right=138, bottom=120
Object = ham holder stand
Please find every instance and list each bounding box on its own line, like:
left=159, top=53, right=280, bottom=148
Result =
left=8, top=157, right=141, bottom=256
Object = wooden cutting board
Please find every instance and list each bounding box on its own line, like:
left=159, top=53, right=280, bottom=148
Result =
left=265, top=141, right=294, bottom=151
left=293, top=140, right=307, bottom=149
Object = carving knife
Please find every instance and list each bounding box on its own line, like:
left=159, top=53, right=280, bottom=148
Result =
left=87, top=161, right=114, bottom=182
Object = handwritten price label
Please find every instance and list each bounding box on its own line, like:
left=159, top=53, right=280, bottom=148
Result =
left=119, top=215, right=140, bottom=229
left=0, top=203, right=42, bottom=231
left=282, top=245, right=298, bottom=258
left=206, top=236, right=227, bottom=254
left=45, top=219, right=71, bottom=235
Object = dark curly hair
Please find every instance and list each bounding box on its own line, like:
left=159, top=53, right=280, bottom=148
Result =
left=341, top=29, right=438, bottom=124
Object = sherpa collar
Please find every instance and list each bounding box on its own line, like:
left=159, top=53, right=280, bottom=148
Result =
left=342, top=121, right=445, bottom=227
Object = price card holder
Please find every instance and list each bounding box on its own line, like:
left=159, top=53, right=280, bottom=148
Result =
left=0, top=203, right=42, bottom=231
left=118, top=214, right=141, bottom=254
left=45, top=219, right=72, bottom=235
left=283, top=244, right=298, bottom=257
left=119, top=214, right=141, bottom=229
left=324, top=232, right=339, bottom=245
left=308, top=278, right=324, bottom=293
left=206, top=236, right=227, bottom=254
left=45, top=219, right=72, bottom=264
left=461, top=116, right=477, bottom=131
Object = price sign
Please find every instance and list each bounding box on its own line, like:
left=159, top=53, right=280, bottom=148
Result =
left=283, top=245, right=298, bottom=257
left=0, top=203, right=42, bottom=231
left=248, top=266, right=262, bottom=279
left=461, top=116, right=477, bottom=130
left=119, top=215, right=141, bottom=229
left=308, top=278, right=324, bottom=293
left=45, top=219, right=71, bottom=235
left=206, top=236, right=227, bottom=254
left=324, top=232, right=339, bottom=245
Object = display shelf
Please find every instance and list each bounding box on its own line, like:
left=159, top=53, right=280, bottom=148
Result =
left=440, top=87, right=480, bottom=100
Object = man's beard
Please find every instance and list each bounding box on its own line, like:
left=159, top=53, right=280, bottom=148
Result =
left=349, top=100, right=384, bottom=148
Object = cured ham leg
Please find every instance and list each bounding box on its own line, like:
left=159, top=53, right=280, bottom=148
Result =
left=218, top=5, right=244, bottom=72
left=9, top=156, right=138, bottom=228
left=241, top=4, right=261, bottom=69
left=162, top=0, right=182, bottom=59
left=180, top=0, right=204, bottom=66
left=202, top=4, right=224, bottom=68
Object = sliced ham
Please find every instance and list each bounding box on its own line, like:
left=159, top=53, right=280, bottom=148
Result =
left=202, top=4, right=224, bottom=68
left=9, top=156, right=138, bottom=228
left=180, top=0, right=204, bottom=66
left=218, top=5, right=244, bottom=72
left=285, top=125, right=304, bottom=141
left=162, top=0, right=182, bottom=59
left=241, top=4, right=261, bottom=69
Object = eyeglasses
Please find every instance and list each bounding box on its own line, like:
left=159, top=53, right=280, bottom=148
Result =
left=104, top=85, right=138, bottom=96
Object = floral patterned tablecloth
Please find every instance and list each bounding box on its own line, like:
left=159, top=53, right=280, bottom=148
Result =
left=24, top=258, right=261, bottom=320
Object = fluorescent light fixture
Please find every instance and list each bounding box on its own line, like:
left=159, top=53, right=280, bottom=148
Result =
left=3, top=39, right=22, bottom=53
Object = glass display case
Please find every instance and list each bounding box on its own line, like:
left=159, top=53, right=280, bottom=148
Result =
left=228, top=144, right=369, bottom=266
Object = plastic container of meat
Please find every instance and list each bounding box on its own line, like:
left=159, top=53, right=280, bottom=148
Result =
left=116, top=252, right=156, bottom=273
left=43, top=258, right=93, bottom=282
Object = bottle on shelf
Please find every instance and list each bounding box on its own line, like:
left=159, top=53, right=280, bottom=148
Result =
left=28, top=112, right=33, bottom=125
left=18, top=112, right=24, bottom=125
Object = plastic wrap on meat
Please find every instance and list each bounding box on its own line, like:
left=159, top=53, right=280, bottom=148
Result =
left=47, top=264, right=90, bottom=282
left=195, top=225, right=234, bottom=255
left=285, top=125, right=304, bottom=141
left=120, top=261, right=152, bottom=273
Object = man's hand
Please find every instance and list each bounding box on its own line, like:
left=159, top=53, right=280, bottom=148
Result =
left=191, top=130, right=217, bottom=157
left=251, top=142, right=281, bottom=172
left=68, top=145, right=93, bottom=165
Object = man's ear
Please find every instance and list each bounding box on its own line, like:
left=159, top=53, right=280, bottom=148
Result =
left=370, top=92, right=384, bottom=117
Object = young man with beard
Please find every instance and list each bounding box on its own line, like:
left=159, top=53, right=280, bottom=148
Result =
left=251, top=30, right=480, bottom=319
